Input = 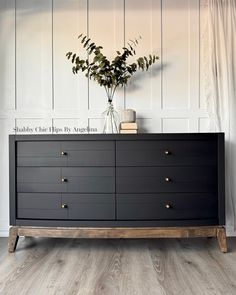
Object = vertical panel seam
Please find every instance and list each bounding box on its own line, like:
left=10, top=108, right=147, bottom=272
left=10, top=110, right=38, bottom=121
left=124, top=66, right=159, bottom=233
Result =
left=160, top=0, right=163, bottom=111
left=188, top=0, right=191, bottom=110
left=15, top=0, right=17, bottom=110
left=124, top=0, right=126, bottom=109
left=52, top=117, right=54, bottom=134
left=115, top=140, right=117, bottom=220
left=87, top=0, right=90, bottom=111
left=198, top=0, right=201, bottom=111
left=52, top=0, right=54, bottom=111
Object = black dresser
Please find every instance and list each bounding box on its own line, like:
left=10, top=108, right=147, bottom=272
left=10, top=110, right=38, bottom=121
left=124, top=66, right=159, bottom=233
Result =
left=8, top=133, right=227, bottom=252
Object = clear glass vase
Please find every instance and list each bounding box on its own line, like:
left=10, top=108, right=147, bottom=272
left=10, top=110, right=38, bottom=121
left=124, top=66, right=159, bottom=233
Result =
left=102, top=101, right=119, bottom=133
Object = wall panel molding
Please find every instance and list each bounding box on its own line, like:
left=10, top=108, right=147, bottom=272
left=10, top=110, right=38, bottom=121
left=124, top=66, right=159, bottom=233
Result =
left=16, top=0, right=53, bottom=110
left=162, top=0, right=200, bottom=112
left=125, top=0, right=162, bottom=116
left=0, top=0, right=16, bottom=110
left=88, top=0, right=125, bottom=111
left=53, top=0, right=88, bottom=112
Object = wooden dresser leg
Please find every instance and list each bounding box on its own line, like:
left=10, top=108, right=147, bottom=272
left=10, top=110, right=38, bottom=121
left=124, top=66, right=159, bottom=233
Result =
left=8, top=226, right=19, bottom=253
left=217, top=227, right=227, bottom=253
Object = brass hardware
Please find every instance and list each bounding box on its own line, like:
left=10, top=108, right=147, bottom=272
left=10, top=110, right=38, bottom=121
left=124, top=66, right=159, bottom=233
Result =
left=165, top=204, right=172, bottom=209
left=165, top=177, right=171, bottom=182
left=61, top=151, right=67, bottom=156
left=61, top=178, right=67, bottom=182
left=164, top=150, right=171, bottom=155
left=61, top=203, right=68, bottom=209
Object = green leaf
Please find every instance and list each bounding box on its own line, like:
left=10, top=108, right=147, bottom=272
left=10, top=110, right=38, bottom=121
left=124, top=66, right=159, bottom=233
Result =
left=72, top=53, right=76, bottom=63
left=88, top=42, right=95, bottom=50
left=144, top=56, right=149, bottom=69
left=81, top=36, right=87, bottom=43
left=84, top=38, right=91, bottom=48
left=89, top=45, right=96, bottom=54
left=66, top=52, right=72, bottom=59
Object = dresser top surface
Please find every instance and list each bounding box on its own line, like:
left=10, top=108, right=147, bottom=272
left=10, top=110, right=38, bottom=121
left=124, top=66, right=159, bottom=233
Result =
left=10, top=133, right=224, bottom=142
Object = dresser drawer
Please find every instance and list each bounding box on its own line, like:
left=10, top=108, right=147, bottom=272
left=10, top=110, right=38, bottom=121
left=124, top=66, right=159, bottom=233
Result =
left=62, top=194, right=115, bottom=220
left=17, top=141, right=115, bottom=167
left=117, top=193, right=218, bottom=220
left=17, top=167, right=66, bottom=192
left=62, top=167, right=115, bottom=193
left=17, top=193, right=115, bottom=220
left=116, top=140, right=217, bottom=166
left=17, top=193, right=67, bottom=219
left=17, top=141, right=66, bottom=166
left=116, top=166, right=217, bottom=193
left=17, top=167, right=115, bottom=193
left=61, top=141, right=115, bottom=166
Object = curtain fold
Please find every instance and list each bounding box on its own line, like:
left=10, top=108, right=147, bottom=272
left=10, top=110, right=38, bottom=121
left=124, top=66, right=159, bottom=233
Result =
left=202, top=0, right=236, bottom=232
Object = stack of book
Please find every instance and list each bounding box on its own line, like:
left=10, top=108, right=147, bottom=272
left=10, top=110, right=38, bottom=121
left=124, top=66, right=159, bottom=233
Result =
left=119, top=122, right=138, bottom=134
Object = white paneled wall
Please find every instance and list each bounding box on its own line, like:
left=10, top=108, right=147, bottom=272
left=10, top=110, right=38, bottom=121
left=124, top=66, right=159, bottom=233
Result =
left=125, top=0, right=161, bottom=133
left=0, top=0, right=210, bottom=236
left=16, top=0, right=53, bottom=110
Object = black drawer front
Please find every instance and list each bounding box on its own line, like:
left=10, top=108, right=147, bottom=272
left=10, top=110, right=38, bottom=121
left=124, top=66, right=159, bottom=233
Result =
left=62, top=194, right=115, bottom=220
left=116, top=140, right=217, bottom=166
left=17, top=141, right=61, bottom=157
left=17, top=193, right=67, bottom=219
left=117, top=193, right=218, bottom=220
left=61, top=141, right=115, bottom=166
left=17, top=167, right=115, bottom=193
left=116, top=166, right=217, bottom=193
left=62, top=167, right=115, bottom=193
left=17, top=141, right=66, bottom=167
left=65, top=150, right=114, bottom=166
left=17, top=167, right=66, bottom=192
left=61, top=141, right=114, bottom=151
left=17, top=141, right=115, bottom=167
left=17, top=193, right=115, bottom=220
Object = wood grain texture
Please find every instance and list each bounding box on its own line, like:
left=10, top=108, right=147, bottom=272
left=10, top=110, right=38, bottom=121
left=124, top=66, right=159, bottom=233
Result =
left=8, top=227, right=19, bottom=253
left=9, top=226, right=227, bottom=253
left=1, top=237, right=236, bottom=295
left=217, top=227, right=227, bottom=253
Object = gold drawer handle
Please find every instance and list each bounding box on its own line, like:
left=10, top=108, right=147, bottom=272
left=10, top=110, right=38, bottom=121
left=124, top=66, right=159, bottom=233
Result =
left=61, top=151, right=67, bottom=156
left=61, top=178, right=68, bottom=182
left=165, top=177, right=171, bottom=182
left=61, top=203, right=68, bottom=209
left=165, top=204, right=172, bottom=209
left=164, top=150, right=171, bottom=155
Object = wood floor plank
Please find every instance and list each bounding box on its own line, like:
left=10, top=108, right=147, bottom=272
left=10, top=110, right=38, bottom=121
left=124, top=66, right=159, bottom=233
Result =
left=0, top=237, right=236, bottom=295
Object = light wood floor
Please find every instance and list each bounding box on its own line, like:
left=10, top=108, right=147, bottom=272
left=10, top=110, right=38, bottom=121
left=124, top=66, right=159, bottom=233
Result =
left=0, top=237, right=236, bottom=295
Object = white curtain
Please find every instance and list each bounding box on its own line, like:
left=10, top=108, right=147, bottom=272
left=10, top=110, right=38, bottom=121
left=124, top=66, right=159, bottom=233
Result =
left=202, top=0, right=236, bottom=233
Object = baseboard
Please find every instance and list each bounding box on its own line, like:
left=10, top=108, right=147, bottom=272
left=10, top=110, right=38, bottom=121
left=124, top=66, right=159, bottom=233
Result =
left=0, top=228, right=9, bottom=237
left=0, top=219, right=9, bottom=237
left=226, top=226, right=236, bottom=237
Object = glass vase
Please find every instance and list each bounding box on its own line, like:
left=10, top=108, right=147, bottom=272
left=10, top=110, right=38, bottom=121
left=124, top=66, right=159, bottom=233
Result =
left=102, top=101, right=119, bottom=134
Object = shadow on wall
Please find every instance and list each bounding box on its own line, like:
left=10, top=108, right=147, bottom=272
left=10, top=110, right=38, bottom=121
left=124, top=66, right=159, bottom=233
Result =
left=126, top=62, right=169, bottom=93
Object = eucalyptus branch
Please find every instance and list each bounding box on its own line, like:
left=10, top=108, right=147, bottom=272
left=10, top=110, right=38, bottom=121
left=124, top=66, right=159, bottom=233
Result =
left=104, top=85, right=109, bottom=98
left=111, top=85, right=118, bottom=101
left=66, top=34, right=159, bottom=102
